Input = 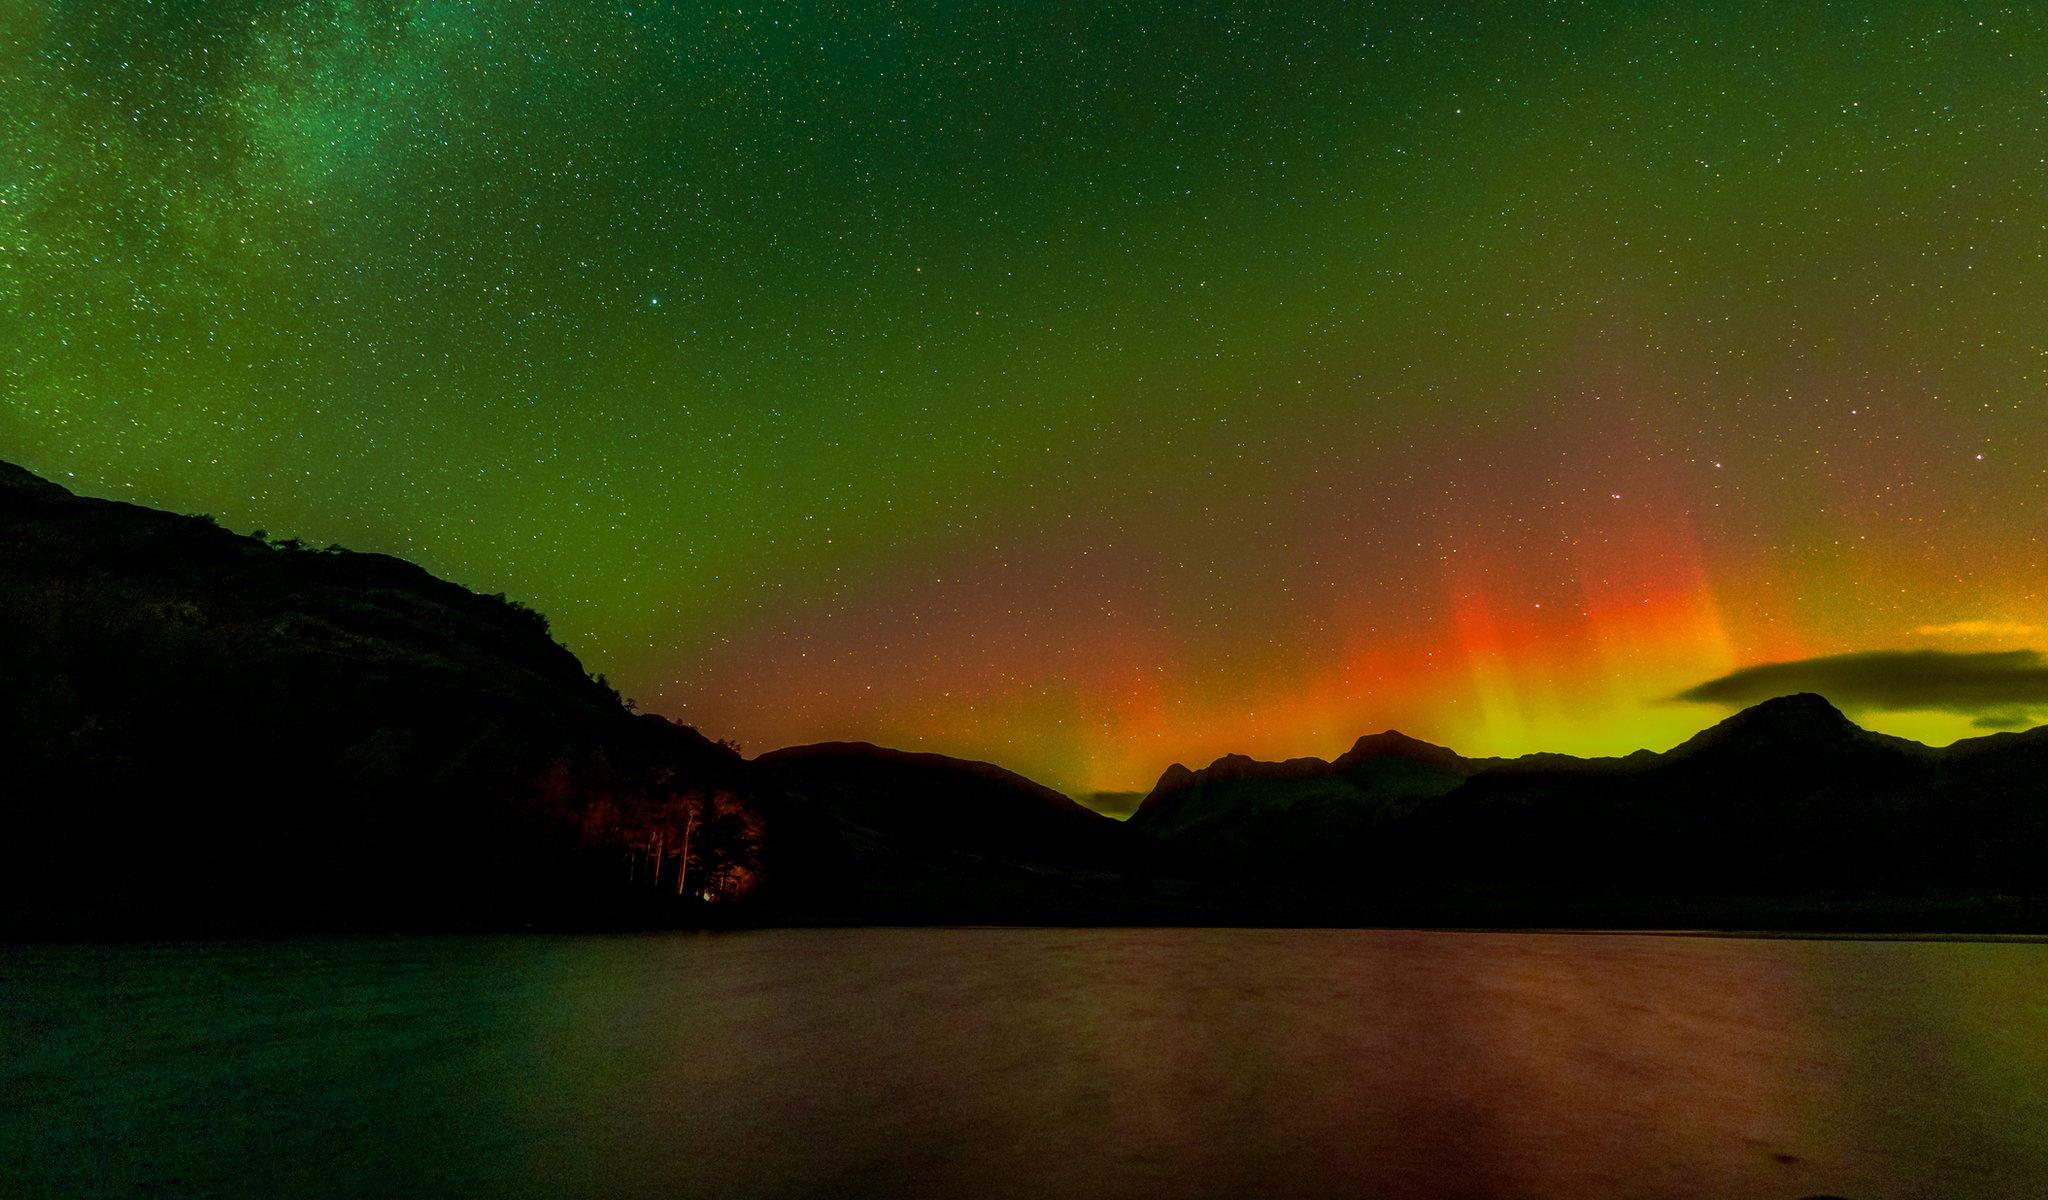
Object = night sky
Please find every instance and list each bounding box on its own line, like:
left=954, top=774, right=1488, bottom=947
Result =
left=7, top=2, right=2045, bottom=798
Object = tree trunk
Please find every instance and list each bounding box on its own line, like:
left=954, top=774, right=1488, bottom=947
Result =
left=676, top=811, right=697, bottom=896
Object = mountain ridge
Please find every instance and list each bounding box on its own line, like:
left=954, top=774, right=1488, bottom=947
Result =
left=1132, top=692, right=2048, bottom=905
left=1132, top=691, right=1980, bottom=820
left=7, top=456, right=2048, bottom=933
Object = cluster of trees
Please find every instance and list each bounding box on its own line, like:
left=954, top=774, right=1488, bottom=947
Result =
left=620, top=792, right=764, bottom=903
left=529, top=761, right=766, bottom=910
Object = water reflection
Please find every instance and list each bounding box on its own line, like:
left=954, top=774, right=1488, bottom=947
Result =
left=5, top=930, right=2046, bottom=1198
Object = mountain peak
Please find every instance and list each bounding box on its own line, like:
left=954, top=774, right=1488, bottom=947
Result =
left=1722, top=691, right=1854, bottom=729
left=1668, top=692, right=1865, bottom=759
left=1129, top=763, right=1198, bottom=823
left=1130, top=754, right=1330, bottom=824
left=1332, top=730, right=1465, bottom=772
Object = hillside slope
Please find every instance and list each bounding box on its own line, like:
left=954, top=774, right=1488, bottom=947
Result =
left=0, top=460, right=762, bottom=932
left=755, top=743, right=1191, bottom=922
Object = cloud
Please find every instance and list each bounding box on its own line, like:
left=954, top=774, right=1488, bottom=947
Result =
left=1972, top=712, right=2035, bottom=731
left=1913, top=620, right=2042, bottom=639
left=1677, top=649, right=2048, bottom=717
left=1083, top=791, right=1147, bottom=820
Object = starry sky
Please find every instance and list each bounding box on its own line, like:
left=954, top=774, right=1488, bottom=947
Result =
left=6, top=1, right=2045, bottom=799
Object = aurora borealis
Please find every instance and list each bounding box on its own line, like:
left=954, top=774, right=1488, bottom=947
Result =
left=6, top=2, right=2045, bottom=797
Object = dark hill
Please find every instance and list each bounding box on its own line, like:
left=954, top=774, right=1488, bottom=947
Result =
left=757, top=742, right=1125, bottom=864
left=0, top=460, right=765, bottom=933
left=754, top=742, right=1176, bottom=922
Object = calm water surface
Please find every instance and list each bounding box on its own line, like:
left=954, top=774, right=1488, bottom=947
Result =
left=5, top=928, right=2047, bottom=1199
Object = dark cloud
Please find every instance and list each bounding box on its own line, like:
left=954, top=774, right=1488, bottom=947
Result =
left=1972, top=712, right=2035, bottom=731
left=1678, top=649, right=2048, bottom=716
left=1083, top=791, right=1147, bottom=820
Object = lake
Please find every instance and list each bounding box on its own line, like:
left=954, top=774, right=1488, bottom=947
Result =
left=5, top=928, right=2047, bottom=1199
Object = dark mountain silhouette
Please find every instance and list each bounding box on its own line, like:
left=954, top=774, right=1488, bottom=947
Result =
left=0, top=460, right=768, bottom=933
left=0, top=459, right=1179, bottom=932
left=758, top=742, right=1127, bottom=864
left=1131, top=693, right=2048, bottom=923
left=7, top=456, right=2048, bottom=933
left=1331, top=729, right=1481, bottom=773
left=752, top=743, right=1177, bottom=922
left=1129, top=734, right=1494, bottom=876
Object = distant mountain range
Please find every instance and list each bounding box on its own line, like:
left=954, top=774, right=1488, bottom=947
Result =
left=1129, top=693, right=2048, bottom=916
left=5, top=458, right=2046, bottom=934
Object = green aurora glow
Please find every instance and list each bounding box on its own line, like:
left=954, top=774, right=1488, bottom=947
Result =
left=6, top=2, right=2045, bottom=792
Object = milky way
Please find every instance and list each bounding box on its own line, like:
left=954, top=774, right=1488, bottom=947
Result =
left=7, top=2, right=2045, bottom=794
